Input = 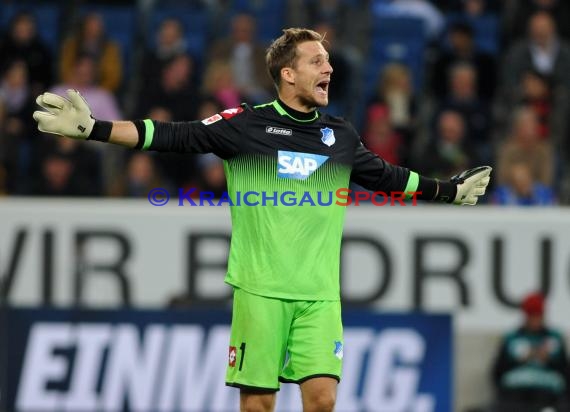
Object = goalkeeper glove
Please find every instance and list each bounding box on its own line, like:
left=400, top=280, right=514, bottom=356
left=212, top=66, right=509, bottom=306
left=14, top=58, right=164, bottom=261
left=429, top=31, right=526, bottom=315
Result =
left=450, top=166, right=492, bottom=205
left=33, top=89, right=94, bottom=139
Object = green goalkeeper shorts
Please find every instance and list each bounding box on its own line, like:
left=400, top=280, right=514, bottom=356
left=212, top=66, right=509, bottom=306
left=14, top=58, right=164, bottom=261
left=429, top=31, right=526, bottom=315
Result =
left=225, top=288, right=344, bottom=392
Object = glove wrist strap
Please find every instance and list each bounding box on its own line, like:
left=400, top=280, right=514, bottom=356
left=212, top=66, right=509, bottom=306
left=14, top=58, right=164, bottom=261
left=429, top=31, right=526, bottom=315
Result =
left=416, top=176, right=456, bottom=203
left=436, top=181, right=457, bottom=203
left=87, top=120, right=112, bottom=142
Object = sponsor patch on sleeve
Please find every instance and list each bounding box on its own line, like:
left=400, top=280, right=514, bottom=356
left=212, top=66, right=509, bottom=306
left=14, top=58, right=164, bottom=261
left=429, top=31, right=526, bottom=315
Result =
left=201, top=114, right=223, bottom=125
left=220, top=107, right=244, bottom=119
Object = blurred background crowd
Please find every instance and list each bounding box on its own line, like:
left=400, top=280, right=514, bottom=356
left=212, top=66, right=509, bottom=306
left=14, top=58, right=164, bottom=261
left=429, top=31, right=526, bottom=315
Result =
left=1, top=0, right=570, bottom=205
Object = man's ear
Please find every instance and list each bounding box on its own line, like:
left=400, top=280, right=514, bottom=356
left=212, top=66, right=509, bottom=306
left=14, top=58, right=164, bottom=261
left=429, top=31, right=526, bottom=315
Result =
left=281, top=67, right=295, bottom=85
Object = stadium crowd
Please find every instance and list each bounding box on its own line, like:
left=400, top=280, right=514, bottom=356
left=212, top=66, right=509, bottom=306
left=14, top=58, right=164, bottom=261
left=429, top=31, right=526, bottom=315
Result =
left=1, top=0, right=570, bottom=205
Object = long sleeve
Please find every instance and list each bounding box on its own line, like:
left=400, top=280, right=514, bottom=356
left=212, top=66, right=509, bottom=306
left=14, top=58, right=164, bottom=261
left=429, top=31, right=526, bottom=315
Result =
left=350, top=141, right=410, bottom=192
left=350, top=128, right=456, bottom=202
left=142, top=106, right=247, bottom=159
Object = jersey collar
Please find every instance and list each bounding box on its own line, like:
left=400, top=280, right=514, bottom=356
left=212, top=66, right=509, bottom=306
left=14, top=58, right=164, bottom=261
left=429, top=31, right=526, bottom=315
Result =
left=272, top=99, right=319, bottom=123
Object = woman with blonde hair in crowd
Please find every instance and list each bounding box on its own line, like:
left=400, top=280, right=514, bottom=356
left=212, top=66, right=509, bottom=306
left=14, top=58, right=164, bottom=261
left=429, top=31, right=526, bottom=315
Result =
left=59, top=12, right=123, bottom=93
left=368, top=63, right=417, bottom=144
left=202, top=59, right=243, bottom=109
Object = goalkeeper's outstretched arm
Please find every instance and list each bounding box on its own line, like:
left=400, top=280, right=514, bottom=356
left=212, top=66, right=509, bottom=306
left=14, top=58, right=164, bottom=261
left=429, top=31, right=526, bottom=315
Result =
left=351, top=125, right=492, bottom=206
left=33, top=89, right=241, bottom=157
left=33, top=89, right=139, bottom=147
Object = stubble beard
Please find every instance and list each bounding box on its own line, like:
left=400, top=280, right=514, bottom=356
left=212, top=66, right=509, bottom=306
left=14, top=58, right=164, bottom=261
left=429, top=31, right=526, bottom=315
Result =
left=299, top=92, right=327, bottom=110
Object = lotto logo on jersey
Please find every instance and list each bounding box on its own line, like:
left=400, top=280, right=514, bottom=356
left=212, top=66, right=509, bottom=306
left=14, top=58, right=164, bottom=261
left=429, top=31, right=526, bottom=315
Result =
left=277, top=150, right=329, bottom=180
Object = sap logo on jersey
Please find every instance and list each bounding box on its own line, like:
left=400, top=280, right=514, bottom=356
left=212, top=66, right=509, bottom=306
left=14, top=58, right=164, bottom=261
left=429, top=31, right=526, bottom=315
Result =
left=277, top=151, right=329, bottom=180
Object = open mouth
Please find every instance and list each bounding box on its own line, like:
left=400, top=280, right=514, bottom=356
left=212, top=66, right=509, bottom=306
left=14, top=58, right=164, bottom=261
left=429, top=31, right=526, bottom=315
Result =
left=316, top=80, right=330, bottom=94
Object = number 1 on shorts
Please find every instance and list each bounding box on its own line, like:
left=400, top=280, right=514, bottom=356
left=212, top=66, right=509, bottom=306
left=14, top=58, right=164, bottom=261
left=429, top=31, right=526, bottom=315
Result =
left=239, top=342, right=246, bottom=371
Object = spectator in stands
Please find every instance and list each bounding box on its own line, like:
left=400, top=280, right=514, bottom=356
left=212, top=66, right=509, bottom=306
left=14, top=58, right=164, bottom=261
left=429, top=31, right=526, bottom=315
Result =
left=196, top=96, right=223, bottom=121
left=506, top=0, right=570, bottom=44
left=109, top=152, right=171, bottom=198
left=420, top=110, right=476, bottom=179
left=496, top=107, right=554, bottom=187
left=137, top=54, right=197, bottom=121
left=362, top=104, right=404, bottom=166
left=0, top=60, right=35, bottom=136
left=495, top=70, right=570, bottom=170
left=305, top=0, right=350, bottom=30
left=302, top=0, right=358, bottom=45
left=60, top=13, right=123, bottom=93
left=289, top=0, right=368, bottom=54
left=0, top=60, right=39, bottom=194
left=368, top=63, right=417, bottom=145
left=462, top=0, right=486, bottom=17
left=493, top=160, right=556, bottom=205
left=202, top=60, right=243, bottom=110
left=33, top=137, right=102, bottom=196
left=0, top=11, right=53, bottom=95
left=51, top=54, right=122, bottom=195
left=491, top=292, right=569, bottom=411
left=437, top=62, right=491, bottom=162
left=501, top=11, right=570, bottom=98
left=432, top=22, right=496, bottom=100
left=208, top=13, right=272, bottom=104
left=519, top=70, right=555, bottom=140
left=147, top=107, right=172, bottom=123
left=450, top=0, right=501, bottom=56
left=140, top=18, right=194, bottom=96
left=516, top=69, right=567, bottom=144
left=51, top=55, right=121, bottom=121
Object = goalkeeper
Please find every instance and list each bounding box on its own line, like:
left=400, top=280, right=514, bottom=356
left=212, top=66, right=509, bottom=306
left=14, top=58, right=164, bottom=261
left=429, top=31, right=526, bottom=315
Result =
left=33, top=28, right=491, bottom=412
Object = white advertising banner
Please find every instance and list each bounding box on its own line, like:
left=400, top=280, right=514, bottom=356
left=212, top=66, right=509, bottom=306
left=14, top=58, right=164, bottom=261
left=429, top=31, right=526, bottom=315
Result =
left=1, top=198, right=569, bottom=331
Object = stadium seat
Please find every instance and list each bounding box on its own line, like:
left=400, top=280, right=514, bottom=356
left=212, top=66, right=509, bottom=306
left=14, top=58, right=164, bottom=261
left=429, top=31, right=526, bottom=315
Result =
left=0, top=3, right=61, bottom=52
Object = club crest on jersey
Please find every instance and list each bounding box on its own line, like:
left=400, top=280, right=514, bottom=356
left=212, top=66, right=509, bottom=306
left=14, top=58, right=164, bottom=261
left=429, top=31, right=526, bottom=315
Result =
left=320, top=127, right=335, bottom=147
left=334, top=340, right=344, bottom=359
left=278, top=150, right=329, bottom=180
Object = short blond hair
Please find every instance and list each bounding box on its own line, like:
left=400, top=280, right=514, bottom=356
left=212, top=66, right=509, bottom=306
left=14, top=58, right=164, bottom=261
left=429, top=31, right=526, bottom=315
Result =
left=265, top=28, right=323, bottom=88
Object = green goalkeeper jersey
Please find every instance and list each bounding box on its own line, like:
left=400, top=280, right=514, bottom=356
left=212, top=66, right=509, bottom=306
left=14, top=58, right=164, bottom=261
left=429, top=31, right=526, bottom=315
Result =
left=143, top=100, right=414, bottom=300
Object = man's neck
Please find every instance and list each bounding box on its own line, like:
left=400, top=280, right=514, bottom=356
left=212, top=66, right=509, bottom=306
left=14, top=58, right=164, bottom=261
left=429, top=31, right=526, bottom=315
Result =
left=276, top=98, right=318, bottom=121
left=278, top=92, right=317, bottom=113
